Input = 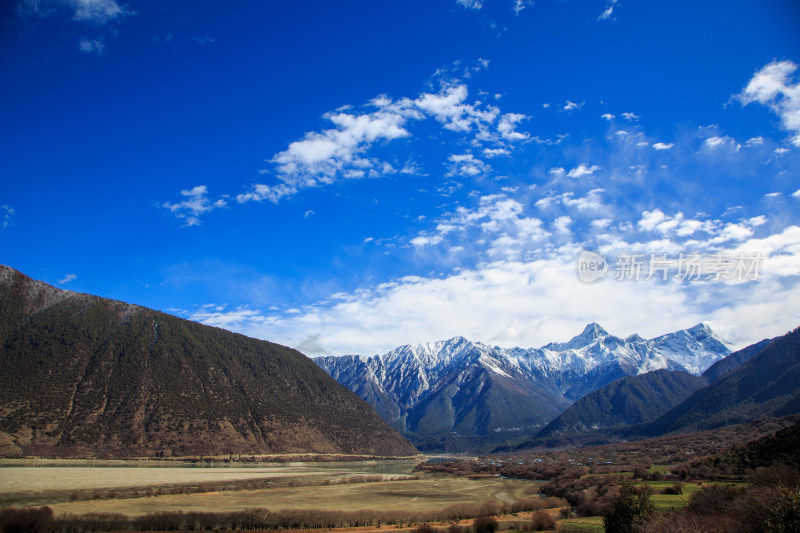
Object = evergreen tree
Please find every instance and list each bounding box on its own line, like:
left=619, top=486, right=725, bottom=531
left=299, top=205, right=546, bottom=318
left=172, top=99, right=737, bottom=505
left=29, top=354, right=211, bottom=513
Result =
left=603, top=479, right=656, bottom=533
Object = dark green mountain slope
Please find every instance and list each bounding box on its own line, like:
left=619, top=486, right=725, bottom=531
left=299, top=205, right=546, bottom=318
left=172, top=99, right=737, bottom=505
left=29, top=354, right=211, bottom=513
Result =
left=0, top=264, right=416, bottom=458
left=404, top=364, right=569, bottom=452
left=535, top=369, right=708, bottom=439
left=702, top=338, right=774, bottom=383
left=643, top=326, right=800, bottom=436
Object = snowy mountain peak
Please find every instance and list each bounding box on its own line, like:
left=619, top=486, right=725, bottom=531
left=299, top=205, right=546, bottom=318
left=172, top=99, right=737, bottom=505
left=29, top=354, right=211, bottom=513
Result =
left=547, top=322, right=610, bottom=351
left=648, top=323, right=732, bottom=375
left=313, top=322, right=736, bottom=446
left=582, top=322, right=609, bottom=339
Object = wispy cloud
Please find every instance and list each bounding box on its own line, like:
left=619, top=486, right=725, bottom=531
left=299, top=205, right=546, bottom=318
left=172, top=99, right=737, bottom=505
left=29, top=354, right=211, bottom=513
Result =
left=18, top=0, right=131, bottom=24
left=598, top=0, right=619, bottom=21
left=191, top=216, right=800, bottom=356
left=58, top=273, right=77, bottom=284
left=563, top=100, right=584, bottom=112
left=456, top=0, right=483, bottom=9
left=567, top=164, right=601, bottom=179
left=446, top=153, right=491, bottom=177
left=78, top=37, right=104, bottom=54
left=162, top=185, right=227, bottom=226
left=234, top=74, right=531, bottom=207
left=2, top=205, right=15, bottom=229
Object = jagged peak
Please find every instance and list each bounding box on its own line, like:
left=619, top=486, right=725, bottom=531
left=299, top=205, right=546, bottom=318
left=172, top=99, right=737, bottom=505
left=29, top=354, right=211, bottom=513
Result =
left=582, top=322, right=609, bottom=337
left=686, top=322, right=714, bottom=337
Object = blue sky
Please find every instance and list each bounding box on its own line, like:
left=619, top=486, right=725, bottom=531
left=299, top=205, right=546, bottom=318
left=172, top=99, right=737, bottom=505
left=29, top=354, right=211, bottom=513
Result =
left=2, top=0, right=800, bottom=356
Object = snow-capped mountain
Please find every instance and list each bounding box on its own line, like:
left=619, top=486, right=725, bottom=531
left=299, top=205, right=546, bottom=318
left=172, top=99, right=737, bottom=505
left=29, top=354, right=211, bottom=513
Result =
left=314, top=323, right=732, bottom=451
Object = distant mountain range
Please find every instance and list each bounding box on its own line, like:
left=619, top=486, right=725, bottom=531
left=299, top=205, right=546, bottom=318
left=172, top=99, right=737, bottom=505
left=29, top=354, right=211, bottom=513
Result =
left=316, top=322, right=734, bottom=451
left=0, top=264, right=416, bottom=458
left=4, top=262, right=796, bottom=458
left=640, top=328, right=800, bottom=436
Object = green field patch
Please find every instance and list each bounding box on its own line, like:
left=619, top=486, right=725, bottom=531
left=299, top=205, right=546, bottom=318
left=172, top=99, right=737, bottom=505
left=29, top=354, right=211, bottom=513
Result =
left=558, top=515, right=604, bottom=532
left=651, top=493, right=691, bottom=511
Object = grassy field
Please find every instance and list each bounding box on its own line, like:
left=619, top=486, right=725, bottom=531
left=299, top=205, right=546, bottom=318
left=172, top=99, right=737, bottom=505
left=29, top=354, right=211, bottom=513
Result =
left=645, top=480, right=743, bottom=512
left=557, top=515, right=604, bottom=532
left=46, top=477, right=537, bottom=517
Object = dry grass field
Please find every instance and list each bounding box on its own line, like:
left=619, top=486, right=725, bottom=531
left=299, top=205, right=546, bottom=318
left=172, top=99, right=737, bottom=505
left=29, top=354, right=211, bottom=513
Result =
left=46, top=477, right=536, bottom=517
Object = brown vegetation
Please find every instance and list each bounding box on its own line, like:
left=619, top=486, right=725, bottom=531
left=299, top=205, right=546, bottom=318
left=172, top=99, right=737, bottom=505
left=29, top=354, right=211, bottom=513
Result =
left=643, top=470, right=800, bottom=532
left=3, top=495, right=569, bottom=533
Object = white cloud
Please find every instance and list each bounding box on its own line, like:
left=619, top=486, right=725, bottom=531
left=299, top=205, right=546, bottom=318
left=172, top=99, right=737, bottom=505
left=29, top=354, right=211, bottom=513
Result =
left=446, top=153, right=491, bottom=177
left=408, top=194, right=549, bottom=259
left=72, top=0, right=125, bottom=23
left=598, top=0, right=619, bottom=21
left=704, top=135, right=738, bottom=150
left=564, top=188, right=605, bottom=210
left=456, top=0, right=483, bottom=9
left=745, top=136, right=764, bottom=146
left=764, top=192, right=782, bottom=198
left=19, top=0, right=129, bottom=24
left=794, top=189, right=800, bottom=199
left=483, top=147, right=511, bottom=158
left=591, top=218, right=612, bottom=230
left=410, top=235, right=444, bottom=247
left=621, top=112, right=640, bottom=121
left=78, top=37, right=104, bottom=54
left=536, top=189, right=605, bottom=211
left=652, top=142, right=674, bottom=150
left=236, top=80, right=531, bottom=204
left=1, top=205, right=14, bottom=229
left=497, top=113, right=530, bottom=141
left=601, top=113, right=615, bottom=121
left=212, top=224, right=800, bottom=356
left=553, top=216, right=572, bottom=234
left=58, top=273, right=77, bottom=284
left=512, top=0, right=532, bottom=14
left=567, top=164, right=601, bottom=179
left=638, top=209, right=713, bottom=237
left=563, top=100, right=584, bottom=112
left=162, top=185, right=227, bottom=226
left=775, top=147, right=790, bottom=155
left=738, top=60, right=800, bottom=147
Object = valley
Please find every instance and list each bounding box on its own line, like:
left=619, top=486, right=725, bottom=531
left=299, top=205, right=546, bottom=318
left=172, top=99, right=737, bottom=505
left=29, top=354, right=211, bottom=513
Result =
left=2, top=265, right=799, bottom=532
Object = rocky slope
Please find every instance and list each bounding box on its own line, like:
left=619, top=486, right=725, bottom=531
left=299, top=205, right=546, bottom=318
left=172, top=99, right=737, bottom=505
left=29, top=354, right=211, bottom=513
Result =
left=0, top=264, right=416, bottom=458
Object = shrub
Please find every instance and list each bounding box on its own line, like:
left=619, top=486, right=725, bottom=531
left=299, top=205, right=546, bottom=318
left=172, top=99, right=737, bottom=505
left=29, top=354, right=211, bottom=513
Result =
left=0, top=506, right=54, bottom=533
left=473, top=516, right=498, bottom=533
left=687, top=484, right=740, bottom=515
left=661, top=482, right=684, bottom=495
left=603, top=479, right=656, bottom=533
left=750, top=466, right=800, bottom=488
left=765, top=485, right=800, bottom=533
left=558, top=507, right=572, bottom=519
left=413, top=523, right=440, bottom=533
left=530, top=510, right=555, bottom=531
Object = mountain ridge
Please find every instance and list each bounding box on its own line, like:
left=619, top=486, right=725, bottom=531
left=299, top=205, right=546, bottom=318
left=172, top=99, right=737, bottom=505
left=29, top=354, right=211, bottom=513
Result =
left=0, top=264, right=417, bottom=458
left=316, top=322, right=732, bottom=451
